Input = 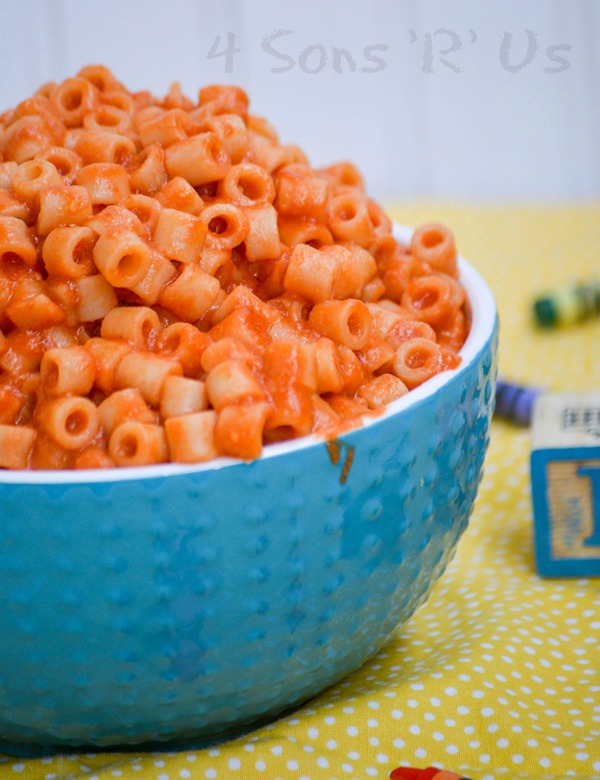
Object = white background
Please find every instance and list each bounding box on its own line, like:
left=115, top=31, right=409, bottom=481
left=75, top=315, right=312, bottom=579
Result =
left=2, top=0, right=599, bottom=202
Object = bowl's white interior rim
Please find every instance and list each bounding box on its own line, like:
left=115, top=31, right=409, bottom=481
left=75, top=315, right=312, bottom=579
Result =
left=0, top=225, right=497, bottom=485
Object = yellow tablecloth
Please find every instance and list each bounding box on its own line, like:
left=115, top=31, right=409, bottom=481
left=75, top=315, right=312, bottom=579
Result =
left=2, top=204, right=599, bottom=780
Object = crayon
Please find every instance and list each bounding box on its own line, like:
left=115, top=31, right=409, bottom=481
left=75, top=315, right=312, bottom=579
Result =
left=494, top=378, right=542, bottom=426
left=389, top=767, right=472, bottom=780
left=533, top=279, right=600, bottom=328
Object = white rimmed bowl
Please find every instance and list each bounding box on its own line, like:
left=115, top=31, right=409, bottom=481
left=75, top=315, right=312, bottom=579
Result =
left=0, top=226, right=498, bottom=755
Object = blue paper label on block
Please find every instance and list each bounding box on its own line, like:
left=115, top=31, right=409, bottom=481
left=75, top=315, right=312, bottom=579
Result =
left=531, top=447, right=600, bottom=577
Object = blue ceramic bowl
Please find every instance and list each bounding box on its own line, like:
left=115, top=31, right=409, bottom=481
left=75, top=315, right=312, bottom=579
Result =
left=0, top=226, right=498, bottom=755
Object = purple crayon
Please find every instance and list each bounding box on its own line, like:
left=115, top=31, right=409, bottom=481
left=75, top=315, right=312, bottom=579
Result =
left=494, top=378, right=542, bottom=426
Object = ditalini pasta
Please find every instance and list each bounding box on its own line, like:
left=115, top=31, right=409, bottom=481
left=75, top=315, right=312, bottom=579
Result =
left=0, top=67, right=467, bottom=469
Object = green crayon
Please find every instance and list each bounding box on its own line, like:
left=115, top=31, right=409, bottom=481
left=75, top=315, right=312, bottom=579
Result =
left=533, top=279, right=600, bottom=328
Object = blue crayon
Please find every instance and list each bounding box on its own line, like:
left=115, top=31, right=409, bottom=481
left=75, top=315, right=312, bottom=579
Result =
left=494, top=379, right=542, bottom=426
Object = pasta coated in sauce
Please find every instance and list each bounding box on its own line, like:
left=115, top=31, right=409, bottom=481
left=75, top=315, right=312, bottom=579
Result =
left=0, top=67, right=466, bottom=469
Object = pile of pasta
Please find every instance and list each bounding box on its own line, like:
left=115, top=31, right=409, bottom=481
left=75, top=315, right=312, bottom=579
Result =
left=0, top=66, right=468, bottom=470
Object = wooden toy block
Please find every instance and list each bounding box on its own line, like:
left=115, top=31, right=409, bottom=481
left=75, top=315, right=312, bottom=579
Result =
left=530, top=392, right=600, bottom=577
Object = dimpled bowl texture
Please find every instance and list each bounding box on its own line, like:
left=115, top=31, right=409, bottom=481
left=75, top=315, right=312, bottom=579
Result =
left=0, top=226, right=498, bottom=755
